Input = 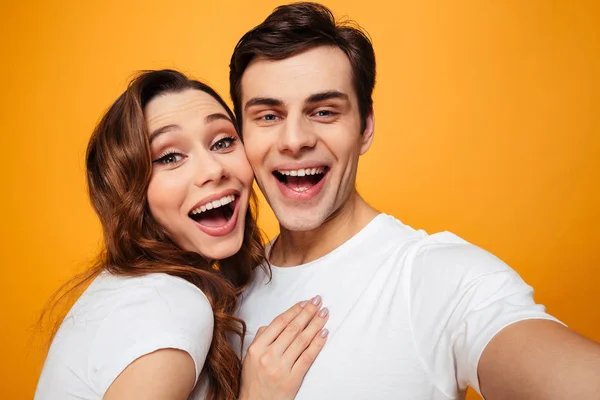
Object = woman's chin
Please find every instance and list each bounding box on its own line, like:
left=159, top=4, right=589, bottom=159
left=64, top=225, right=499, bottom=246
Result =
left=199, top=233, right=245, bottom=261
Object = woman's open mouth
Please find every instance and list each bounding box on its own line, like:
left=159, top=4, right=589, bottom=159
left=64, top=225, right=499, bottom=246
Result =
left=188, top=193, right=241, bottom=237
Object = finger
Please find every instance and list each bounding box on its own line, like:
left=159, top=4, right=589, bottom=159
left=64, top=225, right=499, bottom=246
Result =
left=281, top=306, right=329, bottom=368
left=250, top=300, right=308, bottom=348
left=254, top=326, right=267, bottom=338
left=290, top=328, right=329, bottom=378
left=269, top=295, right=323, bottom=356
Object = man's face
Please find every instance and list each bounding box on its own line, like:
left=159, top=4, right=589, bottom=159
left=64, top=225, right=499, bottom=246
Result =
left=240, top=46, right=374, bottom=232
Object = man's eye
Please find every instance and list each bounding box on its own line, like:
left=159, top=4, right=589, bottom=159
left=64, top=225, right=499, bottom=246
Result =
left=315, top=110, right=334, bottom=117
left=260, top=114, right=279, bottom=122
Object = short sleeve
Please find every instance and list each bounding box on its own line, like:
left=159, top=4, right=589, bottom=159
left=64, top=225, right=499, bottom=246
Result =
left=88, top=274, right=214, bottom=395
left=406, top=232, right=562, bottom=397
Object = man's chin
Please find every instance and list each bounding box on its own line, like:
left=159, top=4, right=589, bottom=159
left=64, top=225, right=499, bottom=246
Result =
left=268, top=191, right=333, bottom=232
left=277, top=212, right=327, bottom=233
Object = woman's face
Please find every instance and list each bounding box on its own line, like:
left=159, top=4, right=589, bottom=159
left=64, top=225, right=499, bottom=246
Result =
left=146, top=89, right=254, bottom=260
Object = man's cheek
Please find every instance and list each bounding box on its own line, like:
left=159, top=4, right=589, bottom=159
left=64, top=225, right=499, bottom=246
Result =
left=244, top=146, right=263, bottom=168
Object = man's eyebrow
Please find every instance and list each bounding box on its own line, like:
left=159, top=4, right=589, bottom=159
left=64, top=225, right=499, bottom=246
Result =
left=205, top=112, right=233, bottom=124
left=306, top=90, right=349, bottom=104
left=244, top=97, right=284, bottom=111
left=243, top=91, right=348, bottom=111
left=149, top=124, right=180, bottom=143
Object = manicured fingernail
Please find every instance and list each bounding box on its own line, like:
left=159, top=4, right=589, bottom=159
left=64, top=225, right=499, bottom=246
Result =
left=319, top=307, right=329, bottom=318
left=311, top=295, right=322, bottom=306
left=300, top=300, right=308, bottom=308
left=320, top=328, right=329, bottom=338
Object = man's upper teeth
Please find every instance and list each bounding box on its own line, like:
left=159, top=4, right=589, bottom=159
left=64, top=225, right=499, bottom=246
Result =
left=191, top=195, right=235, bottom=215
left=279, top=167, right=324, bottom=176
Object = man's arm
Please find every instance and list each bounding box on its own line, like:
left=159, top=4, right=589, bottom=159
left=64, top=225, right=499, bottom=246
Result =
left=479, top=319, right=600, bottom=400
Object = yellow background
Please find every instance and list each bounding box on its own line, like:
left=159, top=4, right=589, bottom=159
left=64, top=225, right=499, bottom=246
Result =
left=2, top=1, right=599, bottom=398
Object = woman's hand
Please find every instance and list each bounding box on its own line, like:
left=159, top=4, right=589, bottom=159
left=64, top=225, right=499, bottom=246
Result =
left=239, top=295, right=329, bottom=400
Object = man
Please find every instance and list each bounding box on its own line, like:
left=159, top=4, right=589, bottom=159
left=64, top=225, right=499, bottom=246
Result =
left=230, top=3, right=600, bottom=399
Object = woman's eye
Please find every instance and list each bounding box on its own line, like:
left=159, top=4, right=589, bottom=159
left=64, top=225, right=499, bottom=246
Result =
left=153, top=152, right=184, bottom=165
left=211, top=137, right=237, bottom=151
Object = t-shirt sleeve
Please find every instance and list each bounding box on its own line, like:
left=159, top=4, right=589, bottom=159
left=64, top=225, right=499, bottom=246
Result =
left=88, top=275, right=214, bottom=395
left=406, top=232, right=563, bottom=397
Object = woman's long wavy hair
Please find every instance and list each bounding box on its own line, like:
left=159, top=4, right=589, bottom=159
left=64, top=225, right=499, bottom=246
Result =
left=44, top=69, right=266, bottom=400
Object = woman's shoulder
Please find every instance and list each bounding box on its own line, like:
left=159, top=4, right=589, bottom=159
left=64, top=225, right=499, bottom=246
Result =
left=86, top=271, right=214, bottom=359
left=76, top=271, right=214, bottom=333
left=91, top=271, right=211, bottom=307
left=82, top=272, right=214, bottom=395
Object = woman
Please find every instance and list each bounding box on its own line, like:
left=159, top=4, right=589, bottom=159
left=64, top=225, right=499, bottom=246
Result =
left=35, top=70, right=329, bottom=400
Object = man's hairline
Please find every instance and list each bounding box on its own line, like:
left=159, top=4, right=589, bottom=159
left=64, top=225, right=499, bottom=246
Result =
left=236, top=44, right=353, bottom=102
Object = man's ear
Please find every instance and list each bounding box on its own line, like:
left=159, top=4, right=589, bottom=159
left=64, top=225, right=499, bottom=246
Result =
left=360, top=108, right=375, bottom=155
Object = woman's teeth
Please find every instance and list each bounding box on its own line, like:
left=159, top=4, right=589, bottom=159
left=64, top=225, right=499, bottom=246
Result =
left=190, top=194, right=235, bottom=215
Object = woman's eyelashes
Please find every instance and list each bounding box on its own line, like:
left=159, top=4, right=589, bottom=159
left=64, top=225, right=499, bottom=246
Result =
left=210, top=136, right=237, bottom=151
left=151, top=134, right=238, bottom=167
left=153, top=150, right=185, bottom=166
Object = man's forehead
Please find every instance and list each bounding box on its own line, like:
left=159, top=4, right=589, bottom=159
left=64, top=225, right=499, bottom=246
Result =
left=240, top=46, right=354, bottom=102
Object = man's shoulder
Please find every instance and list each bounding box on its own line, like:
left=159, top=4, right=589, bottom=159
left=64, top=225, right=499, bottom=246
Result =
left=370, top=216, right=512, bottom=278
left=406, top=230, right=518, bottom=290
left=414, top=231, right=502, bottom=265
left=356, top=213, right=426, bottom=248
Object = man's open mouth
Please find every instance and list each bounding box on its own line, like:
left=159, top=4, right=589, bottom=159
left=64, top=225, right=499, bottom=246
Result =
left=273, top=167, right=329, bottom=192
left=189, top=194, right=236, bottom=227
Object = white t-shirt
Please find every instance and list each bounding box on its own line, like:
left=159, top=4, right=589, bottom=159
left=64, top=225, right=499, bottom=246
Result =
left=236, top=214, right=562, bottom=399
left=35, top=272, right=213, bottom=400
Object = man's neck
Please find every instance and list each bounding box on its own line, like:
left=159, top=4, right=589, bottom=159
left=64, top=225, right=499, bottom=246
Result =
left=269, top=192, right=379, bottom=267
